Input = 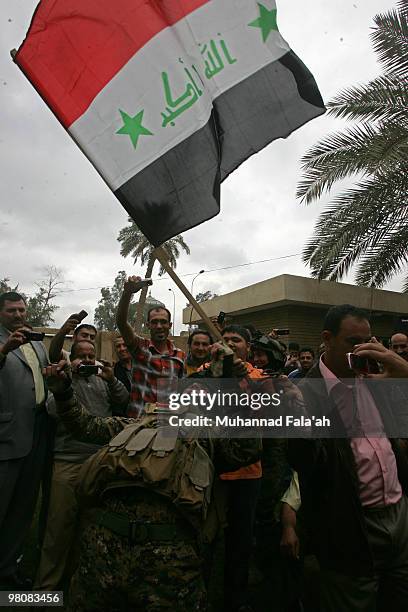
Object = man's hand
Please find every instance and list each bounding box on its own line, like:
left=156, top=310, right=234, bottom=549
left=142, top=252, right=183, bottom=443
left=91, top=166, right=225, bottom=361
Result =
left=0, top=329, right=28, bottom=355
left=275, top=375, right=303, bottom=401
left=209, top=317, right=224, bottom=334
left=97, top=360, right=115, bottom=383
left=42, top=361, right=71, bottom=394
left=60, top=315, right=81, bottom=335
left=123, top=275, right=143, bottom=295
left=354, top=338, right=408, bottom=379
left=210, top=343, right=248, bottom=378
left=209, top=342, right=226, bottom=360
left=232, top=357, right=249, bottom=378
left=285, top=355, right=299, bottom=367
left=280, top=525, right=300, bottom=560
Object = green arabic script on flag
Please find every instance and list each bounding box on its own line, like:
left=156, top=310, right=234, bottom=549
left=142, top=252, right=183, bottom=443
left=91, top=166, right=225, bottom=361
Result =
left=15, top=0, right=325, bottom=246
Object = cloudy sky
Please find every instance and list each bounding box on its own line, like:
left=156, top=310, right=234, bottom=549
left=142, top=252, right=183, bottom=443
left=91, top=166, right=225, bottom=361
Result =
left=0, top=0, right=400, bottom=333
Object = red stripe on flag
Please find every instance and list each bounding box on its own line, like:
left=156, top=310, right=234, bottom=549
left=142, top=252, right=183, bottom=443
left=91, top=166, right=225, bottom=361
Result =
left=16, top=0, right=210, bottom=128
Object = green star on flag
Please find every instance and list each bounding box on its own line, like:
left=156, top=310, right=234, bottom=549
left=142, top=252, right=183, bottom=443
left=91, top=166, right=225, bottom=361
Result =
left=249, top=3, right=278, bottom=43
left=116, top=109, right=153, bottom=149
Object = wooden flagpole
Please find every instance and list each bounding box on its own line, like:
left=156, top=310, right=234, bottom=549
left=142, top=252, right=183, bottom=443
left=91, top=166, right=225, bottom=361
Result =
left=153, top=246, right=223, bottom=342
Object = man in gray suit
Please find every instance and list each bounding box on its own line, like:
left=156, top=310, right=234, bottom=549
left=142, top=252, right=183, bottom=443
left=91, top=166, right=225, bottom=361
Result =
left=0, top=292, right=49, bottom=588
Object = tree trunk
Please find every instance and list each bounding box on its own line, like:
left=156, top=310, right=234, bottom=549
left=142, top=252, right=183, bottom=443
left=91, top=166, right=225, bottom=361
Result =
left=134, top=255, right=156, bottom=334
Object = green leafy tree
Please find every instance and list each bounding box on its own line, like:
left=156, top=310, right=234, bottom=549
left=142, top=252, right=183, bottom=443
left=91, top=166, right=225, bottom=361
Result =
left=94, top=270, right=164, bottom=332
left=0, top=278, right=19, bottom=293
left=298, top=0, right=408, bottom=289
left=187, top=290, right=219, bottom=307
left=0, top=268, right=64, bottom=327
left=94, top=271, right=136, bottom=331
left=26, top=266, right=65, bottom=327
left=118, top=219, right=190, bottom=332
left=195, top=290, right=218, bottom=303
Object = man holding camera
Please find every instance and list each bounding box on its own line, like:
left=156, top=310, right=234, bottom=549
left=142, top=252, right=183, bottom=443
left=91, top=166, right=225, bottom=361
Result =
left=0, top=291, right=49, bottom=588
left=35, top=339, right=129, bottom=591
left=289, top=304, right=408, bottom=611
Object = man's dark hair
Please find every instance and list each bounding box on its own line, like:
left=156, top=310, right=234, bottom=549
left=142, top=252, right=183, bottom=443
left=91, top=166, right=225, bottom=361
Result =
left=70, top=340, right=95, bottom=360
left=188, top=329, right=213, bottom=346
left=323, top=304, right=368, bottom=336
left=300, top=347, right=315, bottom=358
left=243, top=324, right=260, bottom=340
left=222, top=324, right=251, bottom=344
left=0, top=292, right=26, bottom=310
left=147, top=306, right=171, bottom=323
left=73, top=323, right=97, bottom=336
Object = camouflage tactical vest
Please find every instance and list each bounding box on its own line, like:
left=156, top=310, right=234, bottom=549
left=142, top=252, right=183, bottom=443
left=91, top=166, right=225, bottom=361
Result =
left=77, top=406, right=214, bottom=527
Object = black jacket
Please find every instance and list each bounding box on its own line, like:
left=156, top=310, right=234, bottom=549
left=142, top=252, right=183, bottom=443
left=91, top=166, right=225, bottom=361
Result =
left=288, top=363, right=408, bottom=575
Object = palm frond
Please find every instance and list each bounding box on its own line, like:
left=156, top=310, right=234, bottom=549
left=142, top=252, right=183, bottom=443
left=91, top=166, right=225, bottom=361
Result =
left=297, top=122, right=407, bottom=203
left=299, top=1, right=408, bottom=289
left=303, top=171, right=408, bottom=281
left=118, top=220, right=190, bottom=273
left=372, top=5, right=408, bottom=79
left=355, top=227, right=408, bottom=287
left=327, top=75, right=408, bottom=125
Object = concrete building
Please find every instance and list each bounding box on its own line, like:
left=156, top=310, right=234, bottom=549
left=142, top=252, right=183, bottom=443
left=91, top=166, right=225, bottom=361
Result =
left=183, top=274, right=408, bottom=350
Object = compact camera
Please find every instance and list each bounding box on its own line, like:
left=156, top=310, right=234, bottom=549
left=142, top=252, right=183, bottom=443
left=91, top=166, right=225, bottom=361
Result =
left=77, top=364, right=100, bottom=377
left=23, top=330, right=45, bottom=341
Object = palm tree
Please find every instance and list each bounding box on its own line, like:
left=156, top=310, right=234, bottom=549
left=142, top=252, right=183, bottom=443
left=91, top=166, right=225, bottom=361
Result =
left=297, top=0, right=408, bottom=289
left=118, top=219, right=190, bottom=332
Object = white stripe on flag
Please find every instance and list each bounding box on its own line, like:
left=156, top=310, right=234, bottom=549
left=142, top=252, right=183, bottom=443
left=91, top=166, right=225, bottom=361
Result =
left=69, top=0, right=289, bottom=190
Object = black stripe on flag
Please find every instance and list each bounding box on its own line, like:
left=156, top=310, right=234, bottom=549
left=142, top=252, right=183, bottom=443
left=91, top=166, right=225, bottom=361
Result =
left=115, top=50, right=325, bottom=246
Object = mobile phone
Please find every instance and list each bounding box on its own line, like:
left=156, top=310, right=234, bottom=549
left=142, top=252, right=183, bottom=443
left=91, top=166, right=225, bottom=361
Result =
left=346, top=353, right=379, bottom=375
left=77, top=364, right=99, bottom=377
left=275, top=329, right=290, bottom=336
left=23, top=330, right=45, bottom=341
left=77, top=310, right=88, bottom=322
left=134, top=279, right=153, bottom=291
left=217, top=311, right=226, bottom=325
left=70, top=310, right=88, bottom=322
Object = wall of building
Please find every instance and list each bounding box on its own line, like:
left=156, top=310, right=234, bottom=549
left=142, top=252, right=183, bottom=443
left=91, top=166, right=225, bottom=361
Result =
left=232, top=305, right=324, bottom=350
left=225, top=306, right=397, bottom=351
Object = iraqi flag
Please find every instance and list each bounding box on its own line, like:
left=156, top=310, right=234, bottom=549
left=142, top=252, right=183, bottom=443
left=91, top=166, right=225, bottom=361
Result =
left=16, top=0, right=325, bottom=246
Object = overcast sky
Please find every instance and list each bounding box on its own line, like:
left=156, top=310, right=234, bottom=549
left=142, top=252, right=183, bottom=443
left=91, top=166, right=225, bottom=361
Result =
left=0, top=0, right=400, bottom=333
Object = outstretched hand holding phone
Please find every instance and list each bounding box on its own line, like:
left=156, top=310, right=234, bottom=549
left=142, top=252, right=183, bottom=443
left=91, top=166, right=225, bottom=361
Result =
left=353, top=338, right=408, bottom=379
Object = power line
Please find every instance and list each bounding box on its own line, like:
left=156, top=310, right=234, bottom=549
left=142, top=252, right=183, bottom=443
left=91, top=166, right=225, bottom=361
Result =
left=199, top=252, right=301, bottom=274
left=56, top=252, right=301, bottom=294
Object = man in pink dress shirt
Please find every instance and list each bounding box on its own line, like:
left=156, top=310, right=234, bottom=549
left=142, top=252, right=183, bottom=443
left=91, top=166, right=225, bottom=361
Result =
left=288, top=304, right=408, bottom=612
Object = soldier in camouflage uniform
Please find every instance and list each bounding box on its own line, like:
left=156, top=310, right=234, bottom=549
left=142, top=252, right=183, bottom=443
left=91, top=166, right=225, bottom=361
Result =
left=43, top=356, right=262, bottom=612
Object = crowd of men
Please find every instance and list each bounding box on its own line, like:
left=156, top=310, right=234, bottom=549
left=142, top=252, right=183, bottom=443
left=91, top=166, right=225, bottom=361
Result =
left=1, top=279, right=408, bottom=612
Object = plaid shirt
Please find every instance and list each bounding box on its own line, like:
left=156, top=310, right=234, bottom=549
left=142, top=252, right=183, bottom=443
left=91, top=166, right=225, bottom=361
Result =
left=128, top=338, right=185, bottom=417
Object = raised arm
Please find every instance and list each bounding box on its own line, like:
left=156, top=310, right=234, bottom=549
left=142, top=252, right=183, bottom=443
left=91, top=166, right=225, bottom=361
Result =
left=116, top=276, right=149, bottom=351
left=49, top=315, right=80, bottom=362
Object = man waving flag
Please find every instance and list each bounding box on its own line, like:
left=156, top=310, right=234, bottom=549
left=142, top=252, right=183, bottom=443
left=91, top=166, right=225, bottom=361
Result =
left=16, top=0, right=325, bottom=246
